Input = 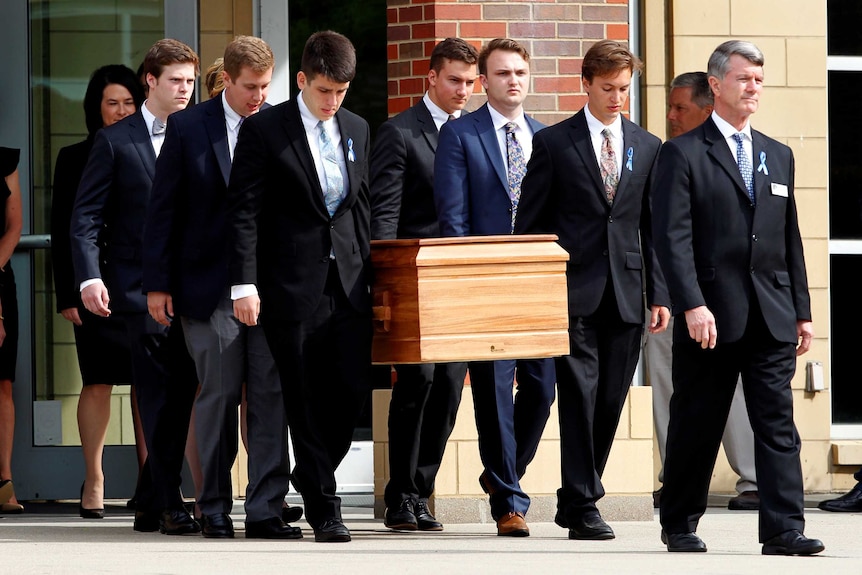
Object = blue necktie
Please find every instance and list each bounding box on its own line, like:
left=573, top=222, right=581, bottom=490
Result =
left=318, top=121, right=344, bottom=216
left=732, top=133, right=755, bottom=204
left=505, top=122, right=526, bottom=232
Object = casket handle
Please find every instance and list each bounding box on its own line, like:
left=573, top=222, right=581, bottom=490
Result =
left=372, top=291, right=391, bottom=333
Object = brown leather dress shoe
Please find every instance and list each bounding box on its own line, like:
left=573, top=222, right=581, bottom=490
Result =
left=727, top=490, right=760, bottom=510
left=497, top=511, right=529, bottom=537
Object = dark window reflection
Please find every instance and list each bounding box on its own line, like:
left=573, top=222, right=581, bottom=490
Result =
left=828, top=71, right=862, bottom=239
left=828, top=0, right=862, bottom=56
left=830, top=255, right=862, bottom=424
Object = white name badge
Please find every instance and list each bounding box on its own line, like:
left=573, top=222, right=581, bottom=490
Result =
left=771, top=183, right=789, bottom=197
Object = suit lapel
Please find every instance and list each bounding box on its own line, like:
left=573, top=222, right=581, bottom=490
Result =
left=568, top=111, right=606, bottom=203
left=751, top=130, right=769, bottom=204
left=283, top=99, right=329, bottom=214
left=203, top=97, right=232, bottom=186
left=475, top=105, right=509, bottom=192
left=614, top=118, right=639, bottom=206
left=128, top=111, right=156, bottom=181
left=704, top=118, right=750, bottom=202
left=416, top=102, right=439, bottom=153
left=336, top=111, right=360, bottom=216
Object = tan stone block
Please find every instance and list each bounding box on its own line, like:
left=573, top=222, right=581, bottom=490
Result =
left=672, top=0, right=730, bottom=36
left=709, top=445, right=739, bottom=494
left=831, top=467, right=861, bottom=492
left=730, top=0, right=825, bottom=38
left=787, top=37, right=827, bottom=88
left=200, top=0, right=233, bottom=32
left=801, top=239, right=828, bottom=288
left=832, top=441, right=862, bottom=466
left=373, top=443, right=388, bottom=496
left=519, top=440, right=561, bottom=495
left=801, top=440, right=831, bottom=491
left=603, top=439, right=654, bottom=493
left=643, top=85, right=669, bottom=141
left=456, top=441, right=484, bottom=495
left=788, top=137, right=827, bottom=191
left=808, top=289, right=829, bottom=339
left=672, top=37, right=786, bottom=88
left=448, top=387, right=476, bottom=441
left=642, top=0, right=668, bottom=84
left=200, top=33, right=235, bottom=80
left=795, top=188, right=828, bottom=239
left=756, top=88, right=826, bottom=138
left=794, top=390, right=831, bottom=441
left=371, top=389, right=390, bottom=441
left=629, top=386, right=654, bottom=439
left=614, top=392, right=631, bottom=440
left=434, top=444, right=459, bottom=496
left=542, top=398, right=560, bottom=440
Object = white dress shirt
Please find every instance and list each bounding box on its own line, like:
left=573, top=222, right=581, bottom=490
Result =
left=423, top=92, right=462, bottom=132
left=583, top=103, right=623, bottom=176
left=487, top=104, right=534, bottom=168
left=710, top=110, right=753, bottom=169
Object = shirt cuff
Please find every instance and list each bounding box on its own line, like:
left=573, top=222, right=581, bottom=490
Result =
left=230, top=284, right=259, bottom=300
left=80, top=278, right=104, bottom=292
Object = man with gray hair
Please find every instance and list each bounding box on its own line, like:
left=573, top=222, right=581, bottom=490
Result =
left=648, top=70, right=760, bottom=513
left=653, top=40, right=824, bottom=555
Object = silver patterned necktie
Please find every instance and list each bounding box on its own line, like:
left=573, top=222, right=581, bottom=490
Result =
left=152, top=117, right=166, bottom=136
left=505, top=122, right=526, bottom=232
left=318, top=120, right=344, bottom=216
left=600, top=128, right=618, bottom=204
left=732, top=133, right=755, bottom=204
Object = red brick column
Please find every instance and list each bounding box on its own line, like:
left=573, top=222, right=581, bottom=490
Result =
left=386, top=0, right=631, bottom=124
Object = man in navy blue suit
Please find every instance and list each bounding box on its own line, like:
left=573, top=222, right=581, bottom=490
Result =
left=143, top=36, right=301, bottom=540
left=433, top=38, right=556, bottom=537
left=71, top=38, right=201, bottom=535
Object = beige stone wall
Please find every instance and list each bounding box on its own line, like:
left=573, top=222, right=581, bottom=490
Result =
left=660, top=0, right=833, bottom=493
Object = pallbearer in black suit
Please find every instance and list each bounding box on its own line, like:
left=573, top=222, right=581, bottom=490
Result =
left=652, top=40, right=823, bottom=555
left=51, top=64, right=144, bottom=519
left=71, top=39, right=201, bottom=536
left=516, top=40, right=669, bottom=541
left=227, top=31, right=372, bottom=543
left=143, top=36, right=301, bottom=540
left=370, top=38, right=478, bottom=532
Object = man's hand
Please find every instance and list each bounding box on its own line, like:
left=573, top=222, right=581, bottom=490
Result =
left=81, top=282, right=111, bottom=317
left=147, top=291, right=174, bottom=326
left=796, top=320, right=814, bottom=356
left=233, top=294, right=260, bottom=326
left=60, top=307, right=83, bottom=326
left=648, top=305, right=671, bottom=334
left=684, top=305, right=717, bottom=349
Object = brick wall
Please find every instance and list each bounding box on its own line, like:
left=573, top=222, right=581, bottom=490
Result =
left=386, top=0, right=631, bottom=125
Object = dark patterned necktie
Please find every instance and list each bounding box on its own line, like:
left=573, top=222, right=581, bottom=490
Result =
left=600, top=128, right=618, bottom=204
left=732, top=133, right=755, bottom=204
left=505, top=122, right=526, bottom=232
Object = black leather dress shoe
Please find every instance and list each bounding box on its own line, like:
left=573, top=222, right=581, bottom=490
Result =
left=201, top=513, right=234, bottom=538
left=160, top=508, right=201, bottom=535
left=415, top=499, right=443, bottom=531
left=661, top=530, right=707, bottom=552
left=133, top=510, right=160, bottom=533
left=568, top=511, right=615, bottom=540
left=314, top=518, right=351, bottom=542
left=384, top=499, right=417, bottom=531
left=246, top=517, right=303, bottom=539
left=282, top=504, right=304, bottom=524
left=762, top=530, right=824, bottom=556
left=727, top=490, right=760, bottom=510
left=553, top=511, right=568, bottom=529
left=818, top=483, right=862, bottom=512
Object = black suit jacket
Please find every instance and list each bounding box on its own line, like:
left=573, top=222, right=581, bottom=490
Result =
left=52, top=138, right=94, bottom=312
left=227, top=97, right=372, bottom=322
left=515, top=110, right=668, bottom=323
left=370, top=100, right=447, bottom=240
left=652, top=117, right=810, bottom=344
left=141, top=97, right=270, bottom=321
left=71, top=110, right=156, bottom=314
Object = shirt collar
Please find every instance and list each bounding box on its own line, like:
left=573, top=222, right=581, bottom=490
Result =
left=297, top=90, right=330, bottom=134
left=711, top=110, right=751, bottom=141
left=423, top=92, right=460, bottom=125
left=141, top=100, right=159, bottom=134
left=583, top=103, right=622, bottom=140
left=487, top=103, right=529, bottom=135
left=221, top=90, right=244, bottom=131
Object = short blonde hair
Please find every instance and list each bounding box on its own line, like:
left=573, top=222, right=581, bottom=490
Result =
left=223, top=36, right=274, bottom=80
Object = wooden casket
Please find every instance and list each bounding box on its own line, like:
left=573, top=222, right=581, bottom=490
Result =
left=370, top=235, right=570, bottom=364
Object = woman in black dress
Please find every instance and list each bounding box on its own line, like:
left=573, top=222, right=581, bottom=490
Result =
left=0, top=146, right=23, bottom=513
left=50, top=65, right=145, bottom=518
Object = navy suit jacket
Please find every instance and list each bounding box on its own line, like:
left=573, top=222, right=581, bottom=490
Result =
left=515, top=110, right=668, bottom=323
left=433, top=103, right=545, bottom=236
left=71, top=110, right=156, bottom=314
left=142, top=96, right=271, bottom=321
left=227, top=97, right=372, bottom=322
left=652, top=117, right=810, bottom=344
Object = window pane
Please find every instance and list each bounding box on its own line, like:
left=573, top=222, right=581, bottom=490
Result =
left=828, top=71, right=862, bottom=239
left=830, top=255, right=862, bottom=424
left=828, top=0, right=862, bottom=56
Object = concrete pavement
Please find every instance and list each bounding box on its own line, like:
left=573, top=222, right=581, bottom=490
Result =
left=1, top=503, right=860, bottom=574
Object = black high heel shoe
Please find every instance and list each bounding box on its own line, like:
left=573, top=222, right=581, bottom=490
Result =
left=79, top=482, right=105, bottom=519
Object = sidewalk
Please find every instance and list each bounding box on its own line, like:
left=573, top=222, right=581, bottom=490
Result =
left=1, top=502, right=860, bottom=574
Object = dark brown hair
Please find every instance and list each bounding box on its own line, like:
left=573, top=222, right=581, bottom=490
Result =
left=301, top=30, right=356, bottom=83
left=142, top=38, right=200, bottom=80
left=430, top=38, right=479, bottom=73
